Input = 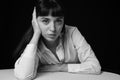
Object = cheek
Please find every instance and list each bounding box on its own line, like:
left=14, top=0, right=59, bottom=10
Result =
left=41, top=27, right=49, bottom=35
left=56, top=26, right=63, bottom=33
left=38, top=23, right=48, bottom=34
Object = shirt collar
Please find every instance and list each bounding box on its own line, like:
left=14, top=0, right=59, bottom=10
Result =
left=40, top=34, right=63, bottom=54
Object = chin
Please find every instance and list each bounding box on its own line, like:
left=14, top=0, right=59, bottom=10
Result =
left=43, top=34, right=59, bottom=42
left=45, top=37, right=57, bottom=42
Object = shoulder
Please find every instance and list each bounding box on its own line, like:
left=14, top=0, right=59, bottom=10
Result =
left=65, top=24, right=82, bottom=35
left=64, top=24, right=84, bottom=41
left=65, top=25, right=77, bottom=33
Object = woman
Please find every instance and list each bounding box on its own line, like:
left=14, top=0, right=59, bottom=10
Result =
left=14, top=0, right=101, bottom=80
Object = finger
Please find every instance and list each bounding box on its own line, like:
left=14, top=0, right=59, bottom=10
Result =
left=33, top=7, right=37, bottom=20
left=32, top=7, right=35, bottom=20
left=32, top=8, right=35, bottom=19
left=34, top=7, right=36, bottom=18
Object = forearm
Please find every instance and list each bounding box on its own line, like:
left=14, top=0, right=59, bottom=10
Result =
left=39, top=63, right=68, bottom=72
left=14, top=33, right=40, bottom=79
left=68, top=61, right=101, bottom=74
left=40, top=62, right=101, bottom=74
left=49, top=63, right=101, bottom=74
left=14, top=44, right=38, bottom=80
left=59, top=64, right=68, bottom=72
left=29, top=32, right=41, bottom=45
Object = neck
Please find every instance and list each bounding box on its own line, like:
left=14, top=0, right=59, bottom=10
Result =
left=42, top=37, right=60, bottom=49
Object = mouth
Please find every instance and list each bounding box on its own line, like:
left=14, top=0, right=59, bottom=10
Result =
left=48, top=33, right=56, bottom=37
left=49, top=33, right=56, bottom=35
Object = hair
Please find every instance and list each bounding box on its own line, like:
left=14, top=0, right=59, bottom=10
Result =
left=13, top=0, right=65, bottom=62
left=35, top=0, right=64, bottom=17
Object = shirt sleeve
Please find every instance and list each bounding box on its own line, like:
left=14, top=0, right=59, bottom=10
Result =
left=14, top=44, right=39, bottom=80
left=68, top=27, right=101, bottom=74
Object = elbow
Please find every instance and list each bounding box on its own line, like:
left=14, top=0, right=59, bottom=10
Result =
left=86, top=66, right=101, bottom=75
left=14, top=73, right=35, bottom=80
left=96, top=65, right=102, bottom=74
left=92, top=63, right=102, bottom=75
left=14, top=75, right=31, bottom=80
left=94, top=68, right=101, bottom=75
left=14, top=68, right=36, bottom=80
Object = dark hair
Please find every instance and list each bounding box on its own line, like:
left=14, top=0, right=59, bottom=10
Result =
left=35, top=0, right=64, bottom=17
left=13, top=0, right=65, bottom=62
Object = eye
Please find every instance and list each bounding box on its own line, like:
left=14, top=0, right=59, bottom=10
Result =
left=42, top=19, right=50, bottom=24
left=56, top=19, right=63, bottom=24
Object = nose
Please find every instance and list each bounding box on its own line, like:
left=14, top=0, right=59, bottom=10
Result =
left=50, top=21, right=56, bottom=32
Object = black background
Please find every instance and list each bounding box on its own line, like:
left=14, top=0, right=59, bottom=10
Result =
left=1, top=0, right=119, bottom=75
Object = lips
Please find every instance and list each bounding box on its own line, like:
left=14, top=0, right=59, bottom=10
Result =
left=49, top=34, right=56, bottom=36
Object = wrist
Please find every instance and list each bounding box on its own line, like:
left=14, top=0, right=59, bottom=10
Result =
left=34, top=31, right=41, bottom=36
left=60, top=64, right=68, bottom=72
left=29, top=32, right=41, bottom=45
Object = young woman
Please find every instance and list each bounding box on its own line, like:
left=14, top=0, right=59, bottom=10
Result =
left=14, top=0, right=101, bottom=80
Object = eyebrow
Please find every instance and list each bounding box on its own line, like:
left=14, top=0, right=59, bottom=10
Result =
left=41, top=16, right=64, bottom=19
left=41, top=17, right=49, bottom=20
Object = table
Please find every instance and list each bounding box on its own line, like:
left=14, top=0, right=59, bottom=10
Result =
left=0, top=69, right=120, bottom=80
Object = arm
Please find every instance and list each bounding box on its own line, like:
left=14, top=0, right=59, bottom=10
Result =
left=38, top=28, right=101, bottom=74
left=67, top=27, right=101, bottom=74
left=14, top=7, right=41, bottom=80
left=67, top=45, right=101, bottom=74
left=38, top=63, right=68, bottom=72
left=69, top=27, right=101, bottom=74
left=14, top=33, right=40, bottom=80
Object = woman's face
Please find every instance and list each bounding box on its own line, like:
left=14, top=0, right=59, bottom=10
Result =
left=37, top=15, right=64, bottom=41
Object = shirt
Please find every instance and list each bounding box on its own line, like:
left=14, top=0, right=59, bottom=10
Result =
left=37, top=35, right=65, bottom=64
left=14, top=25, right=101, bottom=80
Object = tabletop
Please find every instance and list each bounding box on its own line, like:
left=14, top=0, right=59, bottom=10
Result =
left=0, top=69, right=120, bottom=80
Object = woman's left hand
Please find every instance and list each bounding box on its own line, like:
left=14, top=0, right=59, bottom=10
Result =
left=59, top=64, right=68, bottom=72
left=40, top=64, right=68, bottom=72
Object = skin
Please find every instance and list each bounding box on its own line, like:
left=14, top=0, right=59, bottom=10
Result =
left=32, top=7, right=64, bottom=47
left=36, top=15, right=64, bottom=48
left=32, top=8, right=68, bottom=72
left=36, top=15, right=68, bottom=72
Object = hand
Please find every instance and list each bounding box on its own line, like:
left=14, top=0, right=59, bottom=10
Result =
left=39, top=64, right=61, bottom=72
left=39, top=64, right=68, bottom=72
left=59, top=64, right=68, bottom=72
left=32, top=7, right=41, bottom=34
